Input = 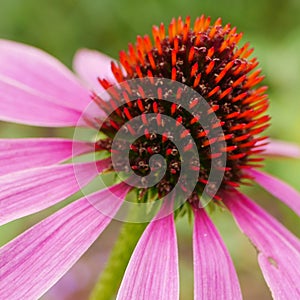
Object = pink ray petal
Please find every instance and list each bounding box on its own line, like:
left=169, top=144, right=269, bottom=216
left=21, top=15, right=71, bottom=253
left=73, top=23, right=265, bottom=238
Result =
left=193, top=208, right=242, bottom=300
left=247, top=168, right=300, bottom=217
left=73, top=49, right=118, bottom=96
left=0, top=138, right=93, bottom=176
left=259, top=139, right=300, bottom=158
left=0, top=182, right=130, bottom=300
left=223, top=190, right=300, bottom=299
left=0, top=39, right=91, bottom=112
left=117, top=213, right=179, bottom=300
left=0, top=159, right=110, bottom=225
left=0, top=74, right=85, bottom=127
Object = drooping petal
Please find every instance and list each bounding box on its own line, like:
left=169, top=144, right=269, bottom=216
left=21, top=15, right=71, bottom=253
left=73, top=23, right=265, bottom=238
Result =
left=223, top=191, right=300, bottom=299
left=193, top=208, right=242, bottom=300
left=73, top=49, right=118, bottom=95
left=0, top=39, right=91, bottom=112
left=247, top=168, right=300, bottom=217
left=0, top=74, right=85, bottom=126
left=0, top=159, right=109, bottom=225
left=0, top=138, right=93, bottom=176
left=117, top=213, right=179, bottom=300
left=260, top=139, right=300, bottom=158
left=0, top=182, right=130, bottom=300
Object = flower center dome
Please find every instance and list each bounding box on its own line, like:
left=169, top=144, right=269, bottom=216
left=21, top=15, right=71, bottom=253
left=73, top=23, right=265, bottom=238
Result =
left=94, top=16, right=269, bottom=204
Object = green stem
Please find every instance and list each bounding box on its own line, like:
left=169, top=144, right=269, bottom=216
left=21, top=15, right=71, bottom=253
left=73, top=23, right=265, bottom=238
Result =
left=90, top=218, right=148, bottom=300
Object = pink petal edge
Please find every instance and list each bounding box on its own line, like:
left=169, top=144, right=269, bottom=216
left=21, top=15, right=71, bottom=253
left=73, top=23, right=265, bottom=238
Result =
left=73, top=48, right=118, bottom=96
left=0, top=74, right=82, bottom=127
left=0, top=182, right=130, bottom=300
left=117, top=213, right=179, bottom=300
left=0, top=138, right=93, bottom=176
left=223, top=190, right=300, bottom=300
left=193, top=208, right=242, bottom=300
left=0, top=159, right=110, bottom=226
left=0, top=39, right=90, bottom=112
left=260, top=139, right=300, bottom=158
left=247, top=168, right=300, bottom=217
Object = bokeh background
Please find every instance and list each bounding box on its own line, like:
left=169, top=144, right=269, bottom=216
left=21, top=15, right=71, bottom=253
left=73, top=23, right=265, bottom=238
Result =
left=1, top=0, right=300, bottom=299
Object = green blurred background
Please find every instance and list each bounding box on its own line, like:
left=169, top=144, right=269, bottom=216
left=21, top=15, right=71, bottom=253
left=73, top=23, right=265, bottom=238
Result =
left=1, top=0, right=300, bottom=299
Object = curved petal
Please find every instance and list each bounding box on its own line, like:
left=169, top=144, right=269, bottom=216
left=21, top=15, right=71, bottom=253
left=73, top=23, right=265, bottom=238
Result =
left=73, top=49, right=117, bottom=95
left=223, top=190, right=300, bottom=299
left=260, top=139, right=300, bottom=158
left=0, top=159, right=110, bottom=225
left=0, top=74, right=83, bottom=127
left=193, top=208, right=242, bottom=300
left=0, top=182, right=130, bottom=300
left=0, top=39, right=90, bottom=112
left=117, top=213, right=179, bottom=300
left=0, top=138, right=93, bottom=176
left=247, top=168, right=300, bottom=217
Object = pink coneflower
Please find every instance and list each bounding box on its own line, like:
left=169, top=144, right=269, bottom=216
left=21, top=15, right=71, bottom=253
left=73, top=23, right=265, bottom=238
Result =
left=0, top=15, right=300, bottom=299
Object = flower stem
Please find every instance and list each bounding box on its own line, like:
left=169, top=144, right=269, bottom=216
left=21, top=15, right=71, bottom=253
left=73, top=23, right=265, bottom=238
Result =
left=89, top=215, right=148, bottom=300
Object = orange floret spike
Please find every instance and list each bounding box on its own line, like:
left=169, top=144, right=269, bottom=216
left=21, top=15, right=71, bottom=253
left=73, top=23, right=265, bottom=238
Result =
left=143, top=35, right=153, bottom=52
left=194, top=14, right=205, bottom=32
left=208, top=86, right=220, bottom=97
left=173, top=36, right=179, bottom=51
left=171, top=67, right=177, bottom=81
left=122, top=91, right=132, bottom=107
left=137, top=49, right=145, bottom=65
left=155, top=36, right=163, bottom=55
left=193, top=73, right=202, bottom=88
left=168, top=18, right=177, bottom=41
left=219, top=39, right=229, bottom=53
left=190, top=116, right=199, bottom=125
left=153, top=101, right=158, bottom=113
left=137, top=99, right=145, bottom=112
left=157, top=87, right=163, bottom=100
left=188, top=46, right=195, bottom=62
left=111, top=62, right=124, bottom=82
left=137, top=85, right=146, bottom=98
left=215, top=60, right=234, bottom=84
left=203, top=16, right=211, bottom=31
left=123, top=107, right=133, bottom=120
left=189, top=98, right=199, bottom=109
left=159, top=23, right=165, bottom=39
left=136, top=35, right=145, bottom=53
left=183, top=23, right=189, bottom=42
left=190, top=62, right=198, bottom=77
left=205, top=60, right=215, bottom=74
left=152, top=26, right=160, bottom=42
left=147, top=69, right=154, bottom=78
left=214, top=17, right=222, bottom=26
left=135, top=65, right=143, bottom=78
left=193, top=16, right=200, bottom=32
left=234, top=42, right=250, bottom=59
left=176, top=87, right=183, bottom=99
left=147, top=51, right=156, bottom=70
left=232, top=74, right=247, bottom=88
left=185, top=16, right=191, bottom=27
left=177, top=16, right=184, bottom=34
left=243, top=47, right=255, bottom=59
left=128, top=43, right=137, bottom=63
left=206, top=47, right=215, bottom=59
left=228, top=26, right=237, bottom=37
left=172, top=49, right=177, bottom=66
left=209, top=24, right=217, bottom=39
left=171, top=103, right=177, bottom=115
left=194, top=33, right=201, bottom=46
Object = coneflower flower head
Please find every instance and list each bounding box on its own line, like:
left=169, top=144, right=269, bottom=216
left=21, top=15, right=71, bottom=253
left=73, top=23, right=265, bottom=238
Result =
left=90, top=15, right=269, bottom=212
left=0, top=15, right=299, bottom=300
